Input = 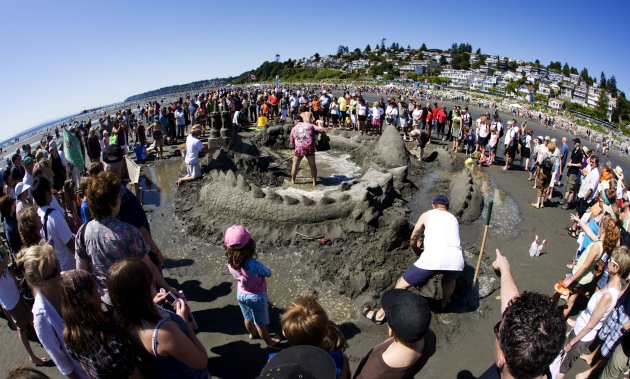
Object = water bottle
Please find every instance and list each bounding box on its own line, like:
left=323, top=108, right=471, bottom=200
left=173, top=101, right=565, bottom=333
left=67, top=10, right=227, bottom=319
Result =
left=529, top=235, right=539, bottom=257
left=536, top=240, right=546, bottom=257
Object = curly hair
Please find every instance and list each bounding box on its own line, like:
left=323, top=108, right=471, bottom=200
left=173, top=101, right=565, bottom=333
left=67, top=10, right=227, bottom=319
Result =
left=87, top=171, right=121, bottom=219
left=281, top=294, right=330, bottom=348
left=321, top=320, right=348, bottom=352
left=225, top=239, right=256, bottom=270
left=17, top=206, right=42, bottom=247
left=499, top=291, right=565, bottom=379
left=603, top=218, right=621, bottom=254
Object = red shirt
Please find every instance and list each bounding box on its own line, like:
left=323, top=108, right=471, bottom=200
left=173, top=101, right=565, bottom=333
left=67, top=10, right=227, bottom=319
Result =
left=268, top=95, right=278, bottom=105
left=437, top=109, right=446, bottom=123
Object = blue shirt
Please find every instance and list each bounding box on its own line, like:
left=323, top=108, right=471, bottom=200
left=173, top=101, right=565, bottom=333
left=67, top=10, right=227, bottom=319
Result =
left=561, top=143, right=569, bottom=167
left=80, top=200, right=91, bottom=224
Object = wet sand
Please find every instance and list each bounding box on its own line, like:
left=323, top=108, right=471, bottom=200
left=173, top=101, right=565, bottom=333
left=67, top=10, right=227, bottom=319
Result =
left=0, top=102, right=623, bottom=377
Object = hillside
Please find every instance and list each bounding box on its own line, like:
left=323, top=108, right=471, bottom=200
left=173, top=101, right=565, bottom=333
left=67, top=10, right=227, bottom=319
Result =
left=124, top=78, right=229, bottom=102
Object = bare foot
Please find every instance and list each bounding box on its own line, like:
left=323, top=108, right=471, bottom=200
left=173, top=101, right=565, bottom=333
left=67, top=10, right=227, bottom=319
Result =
left=265, top=337, right=281, bottom=348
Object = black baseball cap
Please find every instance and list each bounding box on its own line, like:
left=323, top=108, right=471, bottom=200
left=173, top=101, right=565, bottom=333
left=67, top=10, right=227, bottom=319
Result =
left=572, top=138, right=581, bottom=144
left=102, top=145, right=123, bottom=164
left=381, top=289, right=431, bottom=344
left=256, top=345, right=336, bottom=379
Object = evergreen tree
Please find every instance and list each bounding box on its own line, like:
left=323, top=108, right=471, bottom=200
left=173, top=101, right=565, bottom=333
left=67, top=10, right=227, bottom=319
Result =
left=580, top=68, right=590, bottom=82
left=420, top=43, right=427, bottom=52
left=570, top=66, right=578, bottom=75
left=597, top=89, right=610, bottom=120
left=562, top=63, right=570, bottom=76
left=475, top=47, right=481, bottom=55
left=607, top=76, right=618, bottom=97
left=364, top=44, right=371, bottom=53
left=600, top=71, right=607, bottom=88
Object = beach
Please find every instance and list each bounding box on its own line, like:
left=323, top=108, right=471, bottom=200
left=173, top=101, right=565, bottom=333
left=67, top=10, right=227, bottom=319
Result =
left=1, top=96, right=628, bottom=378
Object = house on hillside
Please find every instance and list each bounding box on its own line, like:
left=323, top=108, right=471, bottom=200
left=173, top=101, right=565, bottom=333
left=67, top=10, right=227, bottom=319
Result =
left=348, top=59, right=369, bottom=70
left=399, top=64, right=423, bottom=77
left=573, top=85, right=588, bottom=106
left=548, top=98, right=564, bottom=110
left=439, top=69, right=472, bottom=87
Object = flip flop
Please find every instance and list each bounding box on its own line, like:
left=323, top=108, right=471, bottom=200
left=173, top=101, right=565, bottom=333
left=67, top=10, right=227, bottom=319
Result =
left=362, top=306, right=386, bottom=325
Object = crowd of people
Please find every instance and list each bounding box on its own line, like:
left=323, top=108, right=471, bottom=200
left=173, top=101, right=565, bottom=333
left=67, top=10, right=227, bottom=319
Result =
left=2, top=85, right=630, bottom=379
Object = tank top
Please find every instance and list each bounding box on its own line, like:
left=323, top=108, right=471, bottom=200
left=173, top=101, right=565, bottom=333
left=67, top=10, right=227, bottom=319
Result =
left=150, top=310, right=208, bottom=379
left=574, top=286, right=620, bottom=342
left=573, top=240, right=603, bottom=286
left=414, top=209, right=464, bottom=271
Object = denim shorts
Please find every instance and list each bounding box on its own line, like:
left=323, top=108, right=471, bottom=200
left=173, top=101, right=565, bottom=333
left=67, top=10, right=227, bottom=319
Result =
left=237, top=292, right=269, bottom=327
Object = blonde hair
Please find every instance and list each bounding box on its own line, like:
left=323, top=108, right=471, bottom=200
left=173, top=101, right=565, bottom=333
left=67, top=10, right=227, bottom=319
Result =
left=547, top=141, right=557, bottom=151
left=17, top=206, right=42, bottom=247
left=17, top=244, right=56, bottom=290
left=281, top=294, right=329, bottom=347
left=612, top=246, right=630, bottom=278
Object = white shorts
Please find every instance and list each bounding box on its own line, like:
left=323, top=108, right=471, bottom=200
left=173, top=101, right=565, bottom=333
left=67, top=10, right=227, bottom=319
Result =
left=187, top=162, right=201, bottom=178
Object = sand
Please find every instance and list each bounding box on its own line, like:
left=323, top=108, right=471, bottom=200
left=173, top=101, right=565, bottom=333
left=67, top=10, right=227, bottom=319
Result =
left=1, top=100, right=628, bottom=378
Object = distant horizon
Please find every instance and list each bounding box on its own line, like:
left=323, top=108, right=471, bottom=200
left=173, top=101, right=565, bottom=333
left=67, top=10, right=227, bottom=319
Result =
left=1, top=0, right=627, bottom=143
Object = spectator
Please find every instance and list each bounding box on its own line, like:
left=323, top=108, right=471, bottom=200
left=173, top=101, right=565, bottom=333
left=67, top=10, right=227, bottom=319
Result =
left=1, top=195, right=22, bottom=254
left=60, top=269, right=145, bottom=379
left=257, top=345, right=336, bottom=379
left=280, top=294, right=350, bottom=379
left=107, top=258, right=209, bottom=379
left=354, top=289, right=436, bottom=379
left=101, top=145, right=165, bottom=267
left=478, top=250, right=565, bottom=378
left=75, top=171, right=175, bottom=305
left=17, top=206, right=43, bottom=247
left=17, top=244, right=89, bottom=379
left=290, top=112, right=322, bottom=187
left=31, top=176, right=75, bottom=271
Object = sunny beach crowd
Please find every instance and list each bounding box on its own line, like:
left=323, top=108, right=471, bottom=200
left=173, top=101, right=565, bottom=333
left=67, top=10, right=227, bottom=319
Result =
left=1, top=85, right=630, bottom=379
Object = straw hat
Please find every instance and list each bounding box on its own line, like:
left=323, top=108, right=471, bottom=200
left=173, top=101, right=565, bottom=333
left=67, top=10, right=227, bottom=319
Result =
left=582, top=146, right=589, bottom=154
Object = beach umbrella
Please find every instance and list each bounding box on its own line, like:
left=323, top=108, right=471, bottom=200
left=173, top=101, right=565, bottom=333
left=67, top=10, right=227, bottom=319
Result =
left=62, top=128, right=85, bottom=171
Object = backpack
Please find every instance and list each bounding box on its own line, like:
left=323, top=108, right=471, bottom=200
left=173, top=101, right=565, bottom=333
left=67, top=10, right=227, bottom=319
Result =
left=519, top=134, right=527, bottom=148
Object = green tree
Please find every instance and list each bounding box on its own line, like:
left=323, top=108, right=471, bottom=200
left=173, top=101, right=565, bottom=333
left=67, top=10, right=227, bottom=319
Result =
left=364, top=44, right=371, bottom=53
left=597, top=89, right=610, bottom=119
left=313, top=53, right=320, bottom=62
left=562, top=63, right=570, bottom=77
left=570, top=66, right=578, bottom=75
left=508, top=60, right=518, bottom=71
left=439, top=55, right=447, bottom=65
left=534, top=59, right=541, bottom=68
left=505, top=81, right=518, bottom=96
left=580, top=67, right=590, bottom=82
left=600, top=71, right=607, bottom=88
left=607, top=76, right=618, bottom=97
left=475, top=47, right=481, bottom=55
left=407, top=44, right=411, bottom=50
left=420, top=43, right=427, bottom=52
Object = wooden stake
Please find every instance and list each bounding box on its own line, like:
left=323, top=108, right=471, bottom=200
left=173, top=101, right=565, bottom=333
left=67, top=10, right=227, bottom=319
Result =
left=473, top=200, right=493, bottom=287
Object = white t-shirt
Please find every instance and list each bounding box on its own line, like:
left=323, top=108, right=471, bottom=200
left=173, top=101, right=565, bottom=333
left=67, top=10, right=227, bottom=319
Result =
left=37, top=205, right=75, bottom=271
left=478, top=123, right=489, bottom=138
left=184, top=134, right=203, bottom=165
left=414, top=209, right=464, bottom=271
left=579, top=167, right=600, bottom=201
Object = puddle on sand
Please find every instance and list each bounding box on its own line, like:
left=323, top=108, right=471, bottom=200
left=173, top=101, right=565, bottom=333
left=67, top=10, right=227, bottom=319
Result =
left=264, top=150, right=362, bottom=201
left=407, top=168, right=521, bottom=239
left=144, top=157, right=359, bottom=323
left=258, top=248, right=358, bottom=323
left=141, top=159, right=183, bottom=207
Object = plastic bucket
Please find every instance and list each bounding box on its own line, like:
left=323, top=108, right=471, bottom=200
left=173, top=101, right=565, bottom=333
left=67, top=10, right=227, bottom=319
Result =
left=133, top=144, right=147, bottom=161
left=257, top=116, right=268, bottom=126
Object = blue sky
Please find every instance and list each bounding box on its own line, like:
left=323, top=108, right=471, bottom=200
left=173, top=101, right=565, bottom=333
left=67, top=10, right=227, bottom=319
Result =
left=1, top=0, right=628, bottom=142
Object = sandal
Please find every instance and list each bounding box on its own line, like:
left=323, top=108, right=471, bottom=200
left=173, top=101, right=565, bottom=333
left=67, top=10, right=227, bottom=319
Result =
left=362, top=306, right=386, bottom=325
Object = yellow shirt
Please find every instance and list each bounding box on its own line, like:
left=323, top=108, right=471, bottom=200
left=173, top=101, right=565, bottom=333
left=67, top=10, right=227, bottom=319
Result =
left=337, top=97, right=347, bottom=112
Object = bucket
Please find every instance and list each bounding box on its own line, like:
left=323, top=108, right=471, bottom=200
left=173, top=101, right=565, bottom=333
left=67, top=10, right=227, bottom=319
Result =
left=257, top=116, right=268, bottom=127
left=133, top=144, right=147, bottom=162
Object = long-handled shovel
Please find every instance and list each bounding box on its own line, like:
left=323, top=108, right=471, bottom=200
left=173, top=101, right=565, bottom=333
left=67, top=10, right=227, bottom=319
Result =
left=473, top=200, right=493, bottom=287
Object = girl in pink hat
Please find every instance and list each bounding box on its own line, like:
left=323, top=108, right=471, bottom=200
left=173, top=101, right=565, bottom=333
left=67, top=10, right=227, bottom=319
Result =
left=224, top=225, right=279, bottom=348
